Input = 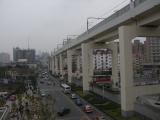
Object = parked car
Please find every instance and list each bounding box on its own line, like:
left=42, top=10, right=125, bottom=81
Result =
left=41, top=92, right=46, bottom=97
left=57, top=107, right=70, bottom=116
left=47, top=81, right=51, bottom=85
left=9, top=95, right=16, bottom=101
left=71, top=93, right=77, bottom=99
left=75, top=98, right=83, bottom=106
left=40, top=80, right=44, bottom=84
left=83, top=105, right=93, bottom=113
left=40, top=90, right=46, bottom=97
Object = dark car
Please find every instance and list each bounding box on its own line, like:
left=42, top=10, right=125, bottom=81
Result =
left=75, top=98, right=82, bottom=106
left=40, top=80, right=44, bottom=84
left=57, top=107, right=70, bottom=116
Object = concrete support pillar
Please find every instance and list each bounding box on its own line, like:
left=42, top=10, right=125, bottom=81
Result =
left=51, top=57, right=55, bottom=75
left=105, top=42, right=119, bottom=89
left=81, top=42, right=94, bottom=91
left=119, top=24, right=160, bottom=117
left=50, top=57, right=53, bottom=73
left=111, top=42, right=119, bottom=89
left=48, top=57, right=51, bottom=71
left=76, top=55, right=81, bottom=79
left=55, top=56, right=59, bottom=75
left=77, top=55, right=81, bottom=72
left=119, top=25, right=136, bottom=116
left=59, top=54, right=63, bottom=76
left=67, top=50, right=73, bottom=83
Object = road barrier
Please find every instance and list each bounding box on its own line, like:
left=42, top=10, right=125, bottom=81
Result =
left=0, top=106, right=9, bottom=120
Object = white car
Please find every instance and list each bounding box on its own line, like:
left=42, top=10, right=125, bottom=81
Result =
left=41, top=92, right=46, bottom=96
left=40, top=90, right=46, bottom=97
left=71, top=93, right=77, bottom=99
left=47, top=81, right=52, bottom=85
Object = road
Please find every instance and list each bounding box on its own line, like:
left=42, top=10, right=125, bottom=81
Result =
left=38, top=76, right=90, bottom=120
left=48, top=75, right=110, bottom=120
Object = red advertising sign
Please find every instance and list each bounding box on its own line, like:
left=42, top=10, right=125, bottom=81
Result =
left=93, top=76, right=111, bottom=84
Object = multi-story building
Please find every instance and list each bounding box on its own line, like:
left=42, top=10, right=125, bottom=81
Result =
left=144, top=37, right=160, bottom=63
left=93, top=49, right=112, bottom=71
left=37, top=52, right=49, bottom=67
left=13, top=47, right=35, bottom=63
left=132, top=40, right=144, bottom=80
left=143, top=37, right=160, bottom=83
left=132, top=37, right=160, bottom=85
left=132, top=40, right=144, bottom=56
left=0, top=52, right=10, bottom=64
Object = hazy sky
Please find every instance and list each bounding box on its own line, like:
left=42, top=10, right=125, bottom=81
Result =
left=0, top=0, right=129, bottom=56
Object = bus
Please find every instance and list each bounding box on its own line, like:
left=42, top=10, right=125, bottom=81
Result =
left=61, top=83, right=71, bottom=94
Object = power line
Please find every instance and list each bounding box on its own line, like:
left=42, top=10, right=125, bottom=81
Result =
left=99, top=0, right=129, bottom=18
left=87, top=0, right=130, bottom=30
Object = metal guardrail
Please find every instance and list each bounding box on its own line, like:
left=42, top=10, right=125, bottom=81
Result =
left=0, top=107, right=9, bottom=120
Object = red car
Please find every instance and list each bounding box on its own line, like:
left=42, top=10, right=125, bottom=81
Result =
left=9, top=95, right=16, bottom=101
left=83, top=105, right=93, bottom=113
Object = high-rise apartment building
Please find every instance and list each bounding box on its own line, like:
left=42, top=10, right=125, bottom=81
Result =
left=144, top=37, right=160, bottom=63
left=0, top=53, right=10, bottom=64
left=93, top=49, right=112, bottom=70
left=132, top=40, right=144, bottom=78
left=13, top=47, right=35, bottom=63
left=132, top=37, right=160, bottom=84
